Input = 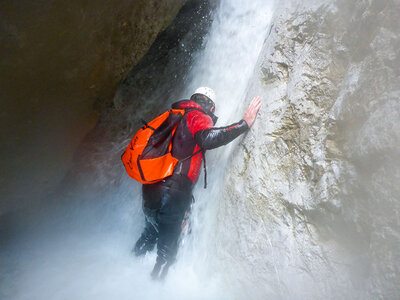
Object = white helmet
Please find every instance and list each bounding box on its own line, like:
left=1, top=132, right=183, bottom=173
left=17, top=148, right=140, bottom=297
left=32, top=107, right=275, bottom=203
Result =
left=193, top=87, right=216, bottom=103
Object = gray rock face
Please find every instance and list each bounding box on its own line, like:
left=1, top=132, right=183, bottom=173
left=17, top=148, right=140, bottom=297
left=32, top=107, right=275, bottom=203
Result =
left=217, top=1, right=400, bottom=299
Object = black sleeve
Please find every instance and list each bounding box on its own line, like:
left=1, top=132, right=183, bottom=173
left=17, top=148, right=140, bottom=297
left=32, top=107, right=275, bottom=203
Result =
left=194, top=120, right=249, bottom=150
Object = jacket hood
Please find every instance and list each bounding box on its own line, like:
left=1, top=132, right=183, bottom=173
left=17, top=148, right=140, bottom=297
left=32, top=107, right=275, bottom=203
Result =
left=172, top=100, right=218, bottom=125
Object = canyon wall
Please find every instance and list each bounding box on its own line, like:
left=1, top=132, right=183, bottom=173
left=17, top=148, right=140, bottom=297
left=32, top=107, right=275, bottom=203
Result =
left=216, top=1, right=400, bottom=299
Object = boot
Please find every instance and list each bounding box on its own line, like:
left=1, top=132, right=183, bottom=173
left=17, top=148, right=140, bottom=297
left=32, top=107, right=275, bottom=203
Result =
left=133, top=225, right=157, bottom=256
left=150, top=257, right=172, bottom=281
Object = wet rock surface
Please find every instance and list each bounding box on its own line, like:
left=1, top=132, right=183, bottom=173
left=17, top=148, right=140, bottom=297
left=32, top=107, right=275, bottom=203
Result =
left=218, top=1, right=400, bottom=299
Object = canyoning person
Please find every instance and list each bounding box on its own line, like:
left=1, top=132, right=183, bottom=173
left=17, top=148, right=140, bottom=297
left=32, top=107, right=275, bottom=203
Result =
left=132, top=87, right=261, bottom=280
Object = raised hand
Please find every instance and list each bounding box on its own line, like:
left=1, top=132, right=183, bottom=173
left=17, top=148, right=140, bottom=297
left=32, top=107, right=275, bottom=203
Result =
left=243, top=96, right=262, bottom=128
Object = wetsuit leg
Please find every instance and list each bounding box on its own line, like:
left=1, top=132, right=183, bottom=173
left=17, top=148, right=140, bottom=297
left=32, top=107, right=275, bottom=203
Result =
left=151, top=186, right=192, bottom=279
left=133, top=185, right=163, bottom=257
left=133, top=214, right=158, bottom=256
left=142, top=175, right=193, bottom=279
left=157, top=189, right=192, bottom=262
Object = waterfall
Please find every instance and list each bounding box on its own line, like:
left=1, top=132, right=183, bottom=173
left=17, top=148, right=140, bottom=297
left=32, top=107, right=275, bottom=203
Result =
left=2, top=1, right=274, bottom=299
left=175, top=0, right=274, bottom=295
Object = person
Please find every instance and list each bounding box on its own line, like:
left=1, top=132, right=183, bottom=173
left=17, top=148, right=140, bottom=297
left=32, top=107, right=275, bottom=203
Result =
left=133, top=87, right=261, bottom=280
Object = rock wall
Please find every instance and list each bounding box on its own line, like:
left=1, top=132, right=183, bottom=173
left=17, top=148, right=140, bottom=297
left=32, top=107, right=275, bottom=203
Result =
left=217, top=1, right=400, bottom=299
left=0, top=0, right=184, bottom=214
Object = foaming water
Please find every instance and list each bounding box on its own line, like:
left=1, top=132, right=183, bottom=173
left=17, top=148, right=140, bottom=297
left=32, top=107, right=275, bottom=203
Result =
left=1, top=1, right=273, bottom=299
left=177, top=0, right=273, bottom=287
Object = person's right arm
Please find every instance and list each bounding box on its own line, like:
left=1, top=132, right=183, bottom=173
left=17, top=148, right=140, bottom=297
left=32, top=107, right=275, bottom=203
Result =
left=193, top=96, right=262, bottom=150
left=194, top=120, right=249, bottom=150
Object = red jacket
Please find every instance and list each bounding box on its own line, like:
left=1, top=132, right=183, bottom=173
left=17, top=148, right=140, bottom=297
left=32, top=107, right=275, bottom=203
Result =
left=171, top=100, right=249, bottom=183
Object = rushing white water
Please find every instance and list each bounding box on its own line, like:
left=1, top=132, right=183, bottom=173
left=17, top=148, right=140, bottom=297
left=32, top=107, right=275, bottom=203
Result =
left=177, top=0, right=273, bottom=291
left=1, top=1, right=273, bottom=299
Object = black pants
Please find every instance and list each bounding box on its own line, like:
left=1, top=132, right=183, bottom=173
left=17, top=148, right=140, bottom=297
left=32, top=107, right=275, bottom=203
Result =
left=142, top=174, right=193, bottom=263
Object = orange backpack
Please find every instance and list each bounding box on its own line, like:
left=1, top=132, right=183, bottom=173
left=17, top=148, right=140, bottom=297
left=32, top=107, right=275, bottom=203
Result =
left=122, top=109, right=190, bottom=184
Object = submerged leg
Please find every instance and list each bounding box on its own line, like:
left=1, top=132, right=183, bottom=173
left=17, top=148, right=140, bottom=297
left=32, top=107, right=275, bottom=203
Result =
left=150, top=221, right=182, bottom=280
left=150, top=255, right=173, bottom=280
left=151, top=192, right=191, bottom=280
left=133, top=216, right=158, bottom=257
left=143, top=175, right=193, bottom=280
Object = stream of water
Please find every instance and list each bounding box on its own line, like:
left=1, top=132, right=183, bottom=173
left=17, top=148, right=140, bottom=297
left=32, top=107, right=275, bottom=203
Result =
left=1, top=1, right=273, bottom=299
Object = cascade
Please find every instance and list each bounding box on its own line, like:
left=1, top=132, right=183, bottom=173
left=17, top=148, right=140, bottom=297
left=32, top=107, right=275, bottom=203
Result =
left=1, top=1, right=273, bottom=299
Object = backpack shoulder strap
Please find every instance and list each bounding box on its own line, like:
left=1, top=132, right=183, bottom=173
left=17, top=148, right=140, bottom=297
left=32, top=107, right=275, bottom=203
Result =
left=183, top=108, right=206, bottom=114
left=173, top=107, right=209, bottom=188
